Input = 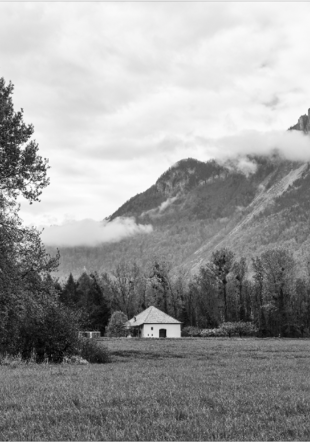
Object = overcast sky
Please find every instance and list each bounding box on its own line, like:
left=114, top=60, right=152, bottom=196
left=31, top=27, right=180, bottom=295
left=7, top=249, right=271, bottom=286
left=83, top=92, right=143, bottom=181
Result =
left=2, top=2, right=310, bottom=229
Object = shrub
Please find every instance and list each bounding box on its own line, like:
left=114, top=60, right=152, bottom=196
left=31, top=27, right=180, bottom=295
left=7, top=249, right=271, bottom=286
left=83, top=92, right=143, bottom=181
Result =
left=282, top=323, right=303, bottom=338
left=200, top=328, right=228, bottom=338
left=182, top=322, right=258, bottom=338
left=0, top=353, right=25, bottom=367
left=78, top=338, right=110, bottom=363
left=19, top=302, right=80, bottom=363
left=105, top=311, right=128, bottom=337
left=181, top=326, right=202, bottom=337
left=220, top=322, right=258, bottom=337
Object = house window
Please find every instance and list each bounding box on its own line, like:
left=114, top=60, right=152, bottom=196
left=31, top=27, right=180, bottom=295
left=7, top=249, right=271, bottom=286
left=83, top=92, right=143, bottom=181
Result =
left=151, top=327, right=153, bottom=330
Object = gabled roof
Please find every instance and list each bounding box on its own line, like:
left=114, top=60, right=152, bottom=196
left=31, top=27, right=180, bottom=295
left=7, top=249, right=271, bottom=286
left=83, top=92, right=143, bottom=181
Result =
left=126, top=306, right=181, bottom=326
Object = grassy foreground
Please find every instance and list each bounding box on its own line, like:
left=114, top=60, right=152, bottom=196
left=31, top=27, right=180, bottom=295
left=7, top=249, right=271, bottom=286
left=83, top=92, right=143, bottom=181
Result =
left=1, top=338, right=310, bottom=440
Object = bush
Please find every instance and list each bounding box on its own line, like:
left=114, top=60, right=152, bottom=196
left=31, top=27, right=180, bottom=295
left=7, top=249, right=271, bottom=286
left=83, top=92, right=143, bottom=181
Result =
left=105, top=311, right=128, bottom=337
left=182, top=322, right=258, bottom=338
left=181, top=326, right=202, bottom=337
left=282, top=323, right=304, bottom=338
left=19, top=302, right=80, bottom=363
left=78, top=338, right=110, bottom=363
left=0, top=353, right=25, bottom=367
left=220, top=322, right=258, bottom=337
left=200, top=328, right=228, bottom=338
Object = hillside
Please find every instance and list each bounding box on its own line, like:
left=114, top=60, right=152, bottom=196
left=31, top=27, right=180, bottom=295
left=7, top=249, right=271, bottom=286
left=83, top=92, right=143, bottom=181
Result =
left=48, top=111, right=310, bottom=279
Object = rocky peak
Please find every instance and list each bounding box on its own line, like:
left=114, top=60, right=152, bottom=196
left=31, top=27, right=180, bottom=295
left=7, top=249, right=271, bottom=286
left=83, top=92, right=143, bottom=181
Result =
left=155, top=158, right=226, bottom=196
left=288, top=108, right=310, bottom=133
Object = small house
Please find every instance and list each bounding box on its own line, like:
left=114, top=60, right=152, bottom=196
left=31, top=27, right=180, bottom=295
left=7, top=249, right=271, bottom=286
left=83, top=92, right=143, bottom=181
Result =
left=126, top=306, right=181, bottom=338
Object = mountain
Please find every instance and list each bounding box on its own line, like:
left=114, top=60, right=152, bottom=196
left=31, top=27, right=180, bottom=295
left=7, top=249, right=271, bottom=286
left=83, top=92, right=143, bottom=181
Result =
left=48, top=111, right=310, bottom=279
left=289, top=108, right=310, bottom=133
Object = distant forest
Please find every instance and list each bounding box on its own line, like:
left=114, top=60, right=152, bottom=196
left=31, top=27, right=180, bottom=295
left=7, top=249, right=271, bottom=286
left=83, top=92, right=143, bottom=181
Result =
left=57, top=246, right=310, bottom=338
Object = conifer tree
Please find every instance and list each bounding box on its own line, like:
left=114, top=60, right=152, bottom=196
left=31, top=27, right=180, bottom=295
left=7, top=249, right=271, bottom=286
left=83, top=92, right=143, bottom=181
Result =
left=59, top=273, right=77, bottom=306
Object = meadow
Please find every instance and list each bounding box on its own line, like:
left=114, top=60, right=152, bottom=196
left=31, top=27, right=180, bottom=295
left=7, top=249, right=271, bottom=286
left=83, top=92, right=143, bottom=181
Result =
left=1, top=338, right=310, bottom=440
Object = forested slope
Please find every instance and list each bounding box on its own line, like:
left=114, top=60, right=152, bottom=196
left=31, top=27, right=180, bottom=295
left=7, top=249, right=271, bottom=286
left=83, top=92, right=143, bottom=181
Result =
left=49, top=153, right=310, bottom=279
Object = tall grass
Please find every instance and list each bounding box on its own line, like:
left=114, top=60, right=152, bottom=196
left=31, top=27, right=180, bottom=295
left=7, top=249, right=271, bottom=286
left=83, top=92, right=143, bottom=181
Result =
left=1, top=338, right=310, bottom=440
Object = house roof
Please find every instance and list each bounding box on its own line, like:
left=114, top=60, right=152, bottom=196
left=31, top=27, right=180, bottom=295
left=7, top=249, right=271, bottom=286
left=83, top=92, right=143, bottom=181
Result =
left=126, top=306, right=181, bottom=326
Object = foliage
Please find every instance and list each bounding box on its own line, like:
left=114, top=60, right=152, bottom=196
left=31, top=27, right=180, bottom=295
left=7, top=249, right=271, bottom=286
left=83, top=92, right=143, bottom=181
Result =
left=182, top=322, right=257, bottom=338
left=207, top=248, right=235, bottom=322
left=181, top=326, right=202, bottom=337
left=149, top=258, right=175, bottom=314
left=252, top=248, right=299, bottom=337
left=219, top=321, right=258, bottom=337
left=200, top=328, right=228, bottom=337
left=78, top=338, right=110, bottom=363
left=52, top=245, right=310, bottom=339
left=18, top=301, right=80, bottom=363
left=105, top=311, right=128, bottom=337
left=59, top=273, right=77, bottom=306
left=0, top=77, right=49, bottom=202
left=109, top=261, right=142, bottom=318
left=59, top=272, right=111, bottom=336
left=0, top=77, right=61, bottom=358
left=188, top=265, right=220, bottom=328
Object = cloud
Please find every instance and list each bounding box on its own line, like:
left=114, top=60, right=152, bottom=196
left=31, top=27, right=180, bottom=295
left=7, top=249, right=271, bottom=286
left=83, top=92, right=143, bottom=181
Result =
left=41, top=217, right=153, bottom=247
left=223, top=156, right=258, bottom=177
left=262, top=95, right=280, bottom=110
left=141, top=196, right=179, bottom=218
left=2, top=2, right=310, bottom=228
left=158, top=196, right=178, bottom=213
left=211, top=130, right=310, bottom=163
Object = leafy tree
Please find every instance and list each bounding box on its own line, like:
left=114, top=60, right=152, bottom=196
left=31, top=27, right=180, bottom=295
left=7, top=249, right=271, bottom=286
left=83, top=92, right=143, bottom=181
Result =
left=252, top=248, right=296, bottom=336
left=232, top=257, right=248, bottom=321
left=105, top=311, right=128, bottom=337
left=149, top=258, right=175, bottom=314
left=0, top=78, right=61, bottom=357
left=109, top=261, right=141, bottom=318
left=0, top=77, right=49, bottom=203
left=19, top=301, right=80, bottom=363
left=171, top=273, right=188, bottom=324
left=189, top=265, right=220, bottom=328
left=206, top=248, right=235, bottom=322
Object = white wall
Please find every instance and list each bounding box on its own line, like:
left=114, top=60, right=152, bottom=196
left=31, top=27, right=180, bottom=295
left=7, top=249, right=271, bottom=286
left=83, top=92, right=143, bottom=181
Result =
left=142, top=323, right=181, bottom=338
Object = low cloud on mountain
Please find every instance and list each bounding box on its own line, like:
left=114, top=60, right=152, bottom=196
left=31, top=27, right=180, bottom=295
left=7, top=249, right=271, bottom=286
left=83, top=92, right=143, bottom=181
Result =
left=41, top=217, right=153, bottom=247
left=9, top=2, right=310, bottom=226
left=213, top=130, right=310, bottom=163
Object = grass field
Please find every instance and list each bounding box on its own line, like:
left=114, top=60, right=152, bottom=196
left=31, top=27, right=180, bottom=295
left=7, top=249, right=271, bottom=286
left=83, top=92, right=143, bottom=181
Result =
left=1, top=338, right=310, bottom=440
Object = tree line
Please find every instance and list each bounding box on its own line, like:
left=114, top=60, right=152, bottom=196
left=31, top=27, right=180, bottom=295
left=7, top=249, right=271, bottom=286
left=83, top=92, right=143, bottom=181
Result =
left=57, top=246, right=310, bottom=338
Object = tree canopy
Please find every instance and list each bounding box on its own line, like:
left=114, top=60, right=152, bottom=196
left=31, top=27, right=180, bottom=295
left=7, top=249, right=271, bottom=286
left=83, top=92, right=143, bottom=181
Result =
left=0, top=78, right=49, bottom=204
left=0, top=78, right=61, bottom=359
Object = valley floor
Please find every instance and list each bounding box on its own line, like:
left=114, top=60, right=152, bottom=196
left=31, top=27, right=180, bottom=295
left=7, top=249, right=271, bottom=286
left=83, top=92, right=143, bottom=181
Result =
left=1, top=338, right=310, bottom=440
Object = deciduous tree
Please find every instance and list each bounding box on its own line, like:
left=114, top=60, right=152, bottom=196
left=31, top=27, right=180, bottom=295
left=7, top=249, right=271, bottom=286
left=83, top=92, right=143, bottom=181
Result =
left=206, top=248, right=235, bottom=322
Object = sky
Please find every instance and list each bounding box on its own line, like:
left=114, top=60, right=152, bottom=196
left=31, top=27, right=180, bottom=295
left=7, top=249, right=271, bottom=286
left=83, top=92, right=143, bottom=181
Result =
left=1, top=2, right=310, bottom=242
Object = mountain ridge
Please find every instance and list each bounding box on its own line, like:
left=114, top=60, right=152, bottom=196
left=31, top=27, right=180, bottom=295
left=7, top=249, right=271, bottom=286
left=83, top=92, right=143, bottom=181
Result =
left=48, top=110, right=310, bottom=279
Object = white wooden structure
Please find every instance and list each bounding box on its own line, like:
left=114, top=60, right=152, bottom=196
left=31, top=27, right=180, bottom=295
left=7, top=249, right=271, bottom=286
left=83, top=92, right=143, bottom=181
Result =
left=126, top=306, right=181, bottom=338
left=79, top=331, right=101, bottom=339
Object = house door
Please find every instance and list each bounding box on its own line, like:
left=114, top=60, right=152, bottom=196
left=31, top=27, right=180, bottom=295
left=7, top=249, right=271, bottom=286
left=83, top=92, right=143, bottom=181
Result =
left=159, top=329, right=167, bottom=338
